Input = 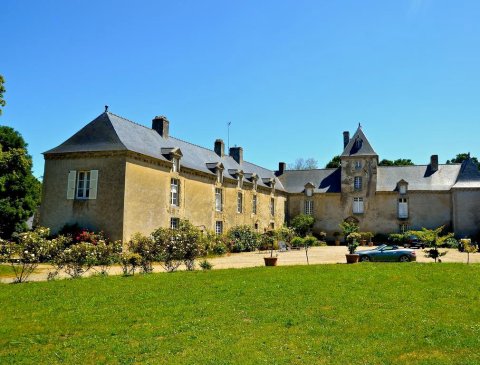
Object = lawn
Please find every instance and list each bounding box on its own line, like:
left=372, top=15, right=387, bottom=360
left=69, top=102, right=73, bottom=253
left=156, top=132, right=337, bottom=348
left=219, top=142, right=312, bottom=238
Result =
left=1, top=264, right=480, bottom=364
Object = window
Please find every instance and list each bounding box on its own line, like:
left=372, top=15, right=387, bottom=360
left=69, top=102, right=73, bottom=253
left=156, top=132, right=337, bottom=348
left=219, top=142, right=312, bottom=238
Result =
left=398, top=198, right=408, bottom=218
left=304, top=200, right=313, bottom=215
left=170, top=217, right=179, bottom=229
left=270, top=222, right=275, bottom=230
left=399, top=185, right=407, bottom=195
left=170, top=178, right=179, bottom=206
left=68, top=170, right=98, bottom=200
left=353, top=197, right=364, bottom=214
left=399, top=223, right=410, bottom=233
left=270, top=198, right=275, bottom=216
left=215, top=188, right=223, bottom=212
left=355, top=161, right=362, bottom=170
left=237, top=192, right=243, bottom=213
left=215, top=221, right=223, bottom=235
left=254, top=223, right=259, bottom=231
left=252, top=195, right=257, bottom=214
left=354, top=176, right=362, bottom=190
left=172, top=157, right=180, bottom=172
left=305, top=187, right=313, bottom=197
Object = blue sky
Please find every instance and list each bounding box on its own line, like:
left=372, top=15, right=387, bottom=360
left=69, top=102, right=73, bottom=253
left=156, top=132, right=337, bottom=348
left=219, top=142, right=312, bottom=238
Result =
left=1, top=0, right=479, bottom=178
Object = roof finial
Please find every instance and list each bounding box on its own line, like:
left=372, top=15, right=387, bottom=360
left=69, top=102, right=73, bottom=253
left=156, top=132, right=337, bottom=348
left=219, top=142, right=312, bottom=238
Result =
left=358, top=122, right=362, bottom=129
left=105, top=105, right=109, bottom=113
left=468, top=152, right=471, bottom=158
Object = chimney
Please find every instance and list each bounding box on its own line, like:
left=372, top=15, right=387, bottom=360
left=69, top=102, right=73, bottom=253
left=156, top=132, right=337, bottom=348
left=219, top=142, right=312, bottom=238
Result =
left=214, top=139, right=224, bottom=157
left=229, top=146, right=243, bottom=165
left=343, top=131, right=350, bottom=149
left=430, top=155, right=438, bottom=172
left=278, top=162, right=286, bottom=175
left=152, top=115, right=169, bottom=138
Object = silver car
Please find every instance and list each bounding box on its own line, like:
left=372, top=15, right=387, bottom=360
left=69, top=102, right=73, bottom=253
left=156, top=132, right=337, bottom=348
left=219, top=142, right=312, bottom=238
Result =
left=358, top=244, right=417, bottom=262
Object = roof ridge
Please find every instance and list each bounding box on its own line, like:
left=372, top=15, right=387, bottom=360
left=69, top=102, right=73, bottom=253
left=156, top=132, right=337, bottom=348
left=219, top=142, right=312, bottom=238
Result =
left=378, top=164, right=461, bottom=168
left=242, top=160, right=275, bottom=173
left=106, top=112, right=155, bottom=132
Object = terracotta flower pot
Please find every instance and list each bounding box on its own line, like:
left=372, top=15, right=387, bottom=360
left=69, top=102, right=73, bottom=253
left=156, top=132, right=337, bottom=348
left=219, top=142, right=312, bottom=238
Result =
left=264, top=257, right=278, bottom=266
left=335, top=240, right=340, bottom=246
left=368, top=242, right=373, bottom=247
left=345, top=254, right=359, bottom=264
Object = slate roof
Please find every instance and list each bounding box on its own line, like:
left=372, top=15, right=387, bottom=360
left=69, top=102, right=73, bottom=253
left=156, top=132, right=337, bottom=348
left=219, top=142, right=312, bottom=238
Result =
left=341, top=126, right=378, bottom=157
left=44, top=112, right=285, bottom=191
left=453, top=159, right=480, bottom=188
left=278, top=168, right=341, bottom=193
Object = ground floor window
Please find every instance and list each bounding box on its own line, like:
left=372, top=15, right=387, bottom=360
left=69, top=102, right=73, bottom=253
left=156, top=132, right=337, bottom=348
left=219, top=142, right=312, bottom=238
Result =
left=399, top=223, right=410, bottom=233
left=353, top=197, right=364, bottom=214
left=215, top=221, right=223, bottom=235
left=170, top=217, right=180, bottom=229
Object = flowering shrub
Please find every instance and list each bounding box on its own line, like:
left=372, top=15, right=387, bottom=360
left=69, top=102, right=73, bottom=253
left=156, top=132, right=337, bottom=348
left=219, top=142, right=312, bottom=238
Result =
left=120, top=252, right=142, bottom=276
left=227, top=225, right=260, bottom=253
left=202, top=231, right=227, bottom=256
left=128, top=233, right=158, bottom=273
left=55, top=242, right=98, bottom=278
left=93, top=240, right=122, bottom=276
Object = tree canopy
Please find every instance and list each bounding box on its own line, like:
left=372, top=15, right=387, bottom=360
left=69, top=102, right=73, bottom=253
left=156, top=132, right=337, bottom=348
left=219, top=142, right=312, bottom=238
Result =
left=446, top=153, right=479, bottom=166
left=0, top=75, right=6, bottom=115
left=379, top=159, right=415, bottom=166
left=288, top=158, right=318, bottom=170
left=325, top=155, right=341, bottom=168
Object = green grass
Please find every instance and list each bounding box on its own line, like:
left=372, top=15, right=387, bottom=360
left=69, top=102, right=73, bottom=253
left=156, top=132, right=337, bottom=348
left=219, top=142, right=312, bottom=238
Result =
left=1, top=264, right=480, bottom=364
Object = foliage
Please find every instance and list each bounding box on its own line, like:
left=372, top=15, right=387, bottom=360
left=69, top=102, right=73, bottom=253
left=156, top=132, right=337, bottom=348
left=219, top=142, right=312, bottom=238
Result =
left=201, top=231, right=227, bottom=256
left=0, top=227, right=54, bottom=283
left=92, top=240, right=122, bottom=276
left=339, top=221, right=359, bottom=241
left=346, top=232, right=361, bottom=254
left=325, top=155, right=341, bottom=168
left=407, top=226, right=453, bottom=262
left=379, top=159, right=415, bottom=166
left=199, top=259, right=213, bottom=270
left=56, top=243, right=98, bottom=278
left=290, top=237, right=304, bottom=247
left=460, top=239, right=477, bottom=264
left=227, top=225, right=260, bottom=253
left=274, top=226, right=296, bottom=243
left=359, top=231, right=374, bottom=242
left=388, top=233, right=406, bottom=244
left=288, top=157, right=318, bottom=170
left=128, top=233, right=158, bottom=273
left=0, top=75, right=5, bottom=114
left=260, top=231, right=276, bottom=257
left=442, top=237, right=459, bottom=249
left=0, top=126, right=42, bottom=238
left=120, top=252, right=142, bottom=276
left=446, top=153, right=479, bottom=168
left=290, top=214, right=315, bottom=237
left=303, top=235, right=319, bottom=247
left=373, top=233, right=389, bottom=243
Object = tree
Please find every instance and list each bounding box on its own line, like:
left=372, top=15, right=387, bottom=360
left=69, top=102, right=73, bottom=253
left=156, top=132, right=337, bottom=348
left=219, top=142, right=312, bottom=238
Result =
left=0, top=75, right=6, bottom=115
left=290, top=214, right=315, bottom=237
left=379, top=159, right=415, bottom=166
left=288, top=157, right=318, bottom=170
left=460, top=238, right=477, bottom=264
left=446, top=153, right=479, bottom=167
left=326, top=155, right=341, bottom=168
left=407, top=226, right=453, bottom=262
left=0, top=127, right=42, bottom=238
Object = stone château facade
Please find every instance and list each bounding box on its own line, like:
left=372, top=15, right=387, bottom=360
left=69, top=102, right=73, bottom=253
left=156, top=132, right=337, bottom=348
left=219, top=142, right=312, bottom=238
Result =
left=40, top=111, right=480, bottom=241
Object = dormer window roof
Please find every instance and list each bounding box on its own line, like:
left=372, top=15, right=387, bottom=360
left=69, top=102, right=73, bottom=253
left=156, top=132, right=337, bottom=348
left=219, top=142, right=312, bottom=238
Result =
left=396, top=179, right=408, bottom=194
left=304, top=182, right=315, bottom=196
left=161, top=147, right=183, bottom=172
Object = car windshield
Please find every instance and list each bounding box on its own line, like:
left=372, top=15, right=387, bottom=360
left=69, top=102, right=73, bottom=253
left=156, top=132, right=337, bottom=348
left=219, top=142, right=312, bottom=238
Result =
left=375, top=244, right=387, bottom=250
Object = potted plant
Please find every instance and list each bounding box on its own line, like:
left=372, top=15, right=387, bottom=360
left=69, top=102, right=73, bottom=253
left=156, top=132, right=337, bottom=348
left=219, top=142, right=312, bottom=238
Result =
left=346, top=232, right=361, bottom=263
left=333, top=232, right=341, bottom=246
left=361, top=232, right=374, bottom=246
left=262, top=231, right=278, bottom=266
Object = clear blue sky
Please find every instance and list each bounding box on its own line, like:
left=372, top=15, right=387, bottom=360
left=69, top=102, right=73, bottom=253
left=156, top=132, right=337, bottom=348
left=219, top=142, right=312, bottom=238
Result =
left=1, top=0, right=479, bottom=178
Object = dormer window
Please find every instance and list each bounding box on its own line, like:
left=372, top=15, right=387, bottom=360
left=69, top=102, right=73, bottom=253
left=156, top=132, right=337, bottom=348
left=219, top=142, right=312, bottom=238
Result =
left=253, top=177, right=258, bottom=191
left=237, top=175, right=243, bottom=189
left=306, top=187, right=313, bottom=197
left=304, top=182, right=315, bottom=197
left=399, top=185, right=407, bottom=195
left=172, top=157, right=180, bottom=173
left=216, top=169, right=223, bottom=184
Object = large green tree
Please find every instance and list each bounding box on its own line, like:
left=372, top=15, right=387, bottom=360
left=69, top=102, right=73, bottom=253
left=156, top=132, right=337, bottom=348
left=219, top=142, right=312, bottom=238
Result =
left=379, top=159, right=414, bottom=166
left=325, top=155, right=341, bottom=168
left=0, top=75, right=42, bottom=238
left=446, top=153, right=479, bottom=167
left=0, top=75, right=6, bottom=115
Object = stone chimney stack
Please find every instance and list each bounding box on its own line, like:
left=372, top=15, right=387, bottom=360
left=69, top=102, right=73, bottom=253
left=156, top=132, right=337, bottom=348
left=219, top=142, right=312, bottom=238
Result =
left=343, top=131, right=350, bottom=149
left=430, top=155, right=439, bottom=172
left=278, top=162, right=286, bottom=175
left=214, top=139, right=225, bottom=157
left=229, top=146, right=243, bottom=165
left=152, top=116, right=169, bottom=138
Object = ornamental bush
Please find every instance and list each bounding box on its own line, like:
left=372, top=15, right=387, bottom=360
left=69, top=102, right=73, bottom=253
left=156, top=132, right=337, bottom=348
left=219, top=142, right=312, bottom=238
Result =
left=128, top=233, right=158, bottom=274
left=290, top=214, right=315, bottom=237
left=56, top=242, right=98, bottom=278
left=120, top=252, right=142, bottom=276
left=227, top=225, right=260, bottom=252
left=202, top=231, right=227, bottom=256
left=304, top=235, right=319, bottom=247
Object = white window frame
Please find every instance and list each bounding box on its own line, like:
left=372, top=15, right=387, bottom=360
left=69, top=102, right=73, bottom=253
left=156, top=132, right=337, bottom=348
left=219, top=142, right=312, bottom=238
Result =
left=215, top=221, right=223, bottom=235
left=398, top=198, right=408, bottom=219
left=76, top=171, right=91, bottom=199
left=252, top=195, right=257, bottom=214
left=354, top=176, right=362, bottom=191
left=304, top=200, right=313, bottom=215
left=237, top=192, right=243, bottom=213
left=170, top=178, right=179, bottom=206
left=170, top=217, right=179, bottom=229
left=353, top=197, right=364, bottom=214
left=215, top=188, right=223, bottom=212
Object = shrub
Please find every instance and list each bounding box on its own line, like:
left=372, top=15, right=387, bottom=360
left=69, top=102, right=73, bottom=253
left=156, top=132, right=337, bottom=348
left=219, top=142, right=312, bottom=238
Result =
left=442, top=237, right=459, bottom=249
left=120, top=252, right=142, bottom=276
left=290, top=215, right=314, bottom=237
left=227, top=225, right=260, bottom=253
left=128, top=233, right=158, bottom=274
left=388, top=233, right=406, bottom=244
left=291, top=237, right=304, bottom=247
left=373, top=233, right=389, bottom=243
left=199, top=259, right=213, bottom=270
left=339, top=221, right=359, bottom=241
left=346, top=232, right=362, bottom=254
left=360, top=232, right=374, bottom=242
left=304, top=235, right=319, bottom=247
left=202, top=231, right=227, bottom=256
left=275, top=226, right=296, bottom=243
left=93, top=240, right=122, bottom=276
left=407, top=226, right=453, bottom=262
left=56, top=242, right=98, bottom=278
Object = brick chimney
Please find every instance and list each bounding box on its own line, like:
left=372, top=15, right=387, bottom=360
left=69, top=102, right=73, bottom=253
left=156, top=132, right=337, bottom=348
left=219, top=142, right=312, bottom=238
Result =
left=229, top=146, right=243, bottom=165
left=430, top=155, right=438, bottom=172
left=214, top=139, right=224, bottom=157
left=343, top=131, right=350, bottom=149
left=278, top=162, right=286, bottom=175
left=152, top=116, right=169, bottom=138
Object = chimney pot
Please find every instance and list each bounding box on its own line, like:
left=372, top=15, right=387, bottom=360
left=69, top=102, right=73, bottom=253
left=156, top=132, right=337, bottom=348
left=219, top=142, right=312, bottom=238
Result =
left=278, top=162, right=286, bottom=175
left=152, top=115, right=169, bottom=138
left=229, top=146, right=243, bottom=165
left=430, top=155, right=439, bottom=172
left=343, top=131, right=350, bottom=149
left=214, top=139, right=224, bottom=157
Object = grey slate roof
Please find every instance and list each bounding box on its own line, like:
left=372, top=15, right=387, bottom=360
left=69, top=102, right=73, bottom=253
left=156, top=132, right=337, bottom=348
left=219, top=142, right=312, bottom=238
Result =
left=453, top=159, right=480, bottom=188
left=376, top=164, right=462, bottom=191
left=278, top=168, right=341, bottom=193
left=44, top=112, right=285, bottom=191
left=341, top=127, right=378, bottom=157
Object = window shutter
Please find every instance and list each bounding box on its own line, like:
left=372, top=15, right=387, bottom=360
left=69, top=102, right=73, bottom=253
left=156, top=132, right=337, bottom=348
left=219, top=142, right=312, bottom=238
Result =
left=89, top=170, right=99, bottom=200
left=67, top=170, right=76, bottom=200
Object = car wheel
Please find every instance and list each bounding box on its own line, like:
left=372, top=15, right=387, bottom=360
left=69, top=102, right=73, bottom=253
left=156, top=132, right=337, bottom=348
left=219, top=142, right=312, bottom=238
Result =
left=399, top=255, right=410, bottom=262
left=360, top=256, right=370, bottom=262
